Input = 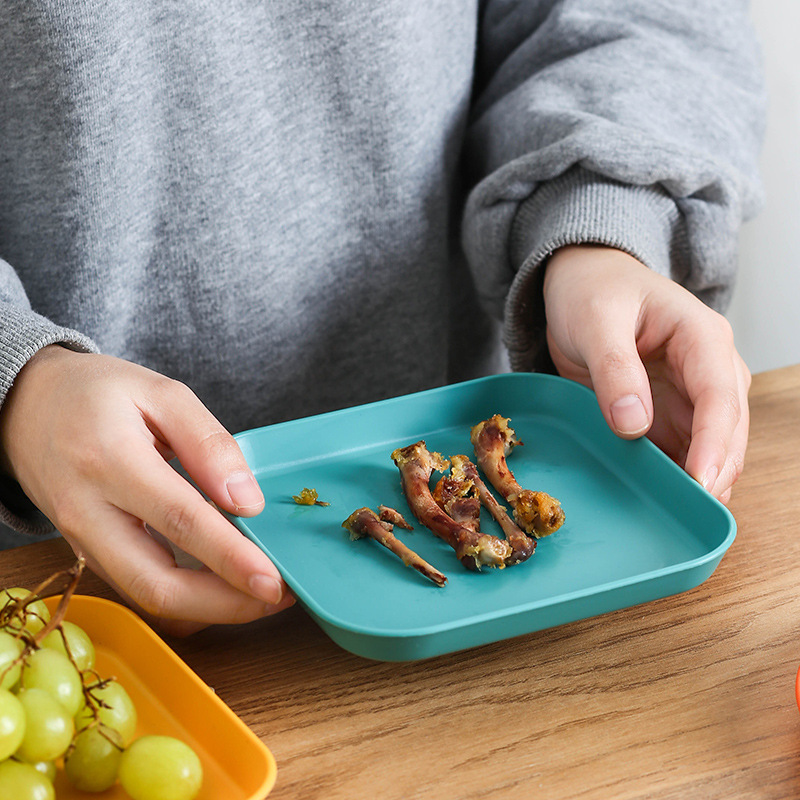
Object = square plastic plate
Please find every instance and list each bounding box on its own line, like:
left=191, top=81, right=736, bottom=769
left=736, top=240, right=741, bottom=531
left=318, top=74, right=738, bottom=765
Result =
left=231, top=374, right=736, bottom=662
left=44, top=595, right=277, bottom=799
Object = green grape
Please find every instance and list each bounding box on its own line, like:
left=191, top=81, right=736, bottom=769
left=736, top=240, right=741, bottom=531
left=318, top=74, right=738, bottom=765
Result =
left=76, top=679, right=137, bottom=746
left=29, top=760, right=57, bottom=783
left=0, top=588, right=50, bottom=636
left=0, top=629, right=24, bottom=691
left=118, top=735, right=203, bottom=800
left=14, top=687, right=74, bottom=763
left=0, top=686, right=26, bottom=759
left=0, top=757, right=55, bottom=800
left=65, top=724, right=123, bottom=792
left=21, top=648, right=84, bottom=717
left=41, top=621, right=96, bottom=673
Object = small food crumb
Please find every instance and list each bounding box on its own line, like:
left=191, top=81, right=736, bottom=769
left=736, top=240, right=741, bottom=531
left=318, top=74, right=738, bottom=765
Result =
left=292, top=487, right=330, bottom=506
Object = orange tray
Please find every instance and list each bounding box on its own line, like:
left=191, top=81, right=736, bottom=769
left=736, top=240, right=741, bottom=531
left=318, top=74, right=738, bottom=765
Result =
left=43, top=595, right=277, bottom=800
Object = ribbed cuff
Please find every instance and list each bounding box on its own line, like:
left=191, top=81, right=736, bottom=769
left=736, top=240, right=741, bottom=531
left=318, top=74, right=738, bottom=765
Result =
left=503, top=166, right=687, bottom=372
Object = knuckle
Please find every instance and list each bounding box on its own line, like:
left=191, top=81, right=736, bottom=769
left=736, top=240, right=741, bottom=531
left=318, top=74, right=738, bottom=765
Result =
left=703, top=307, right=735, bottom=346
left=583, top=291, right=612, bottom=321
left=196, top=427, right=238, bottom=465
left=729, top=451, right=746, bottom=483
left=740, top=358, right=753, bottom=391
left=596, top=346, right=641, bottom=382
left=152, top=374, right=197, bottom=406
left=718, top=385, right=743, bottom=422
left=71, top=439, right=111, bottom=481
left=207, top=548, right=238, bottom=585
left=155, top=498, right=200, bottom=546
left=702, top=389, right=743, bottom=443
left=599, top=347, right=630, bottom=370
left=681, top=305, right=732, bottom=348
left=126, top=572, right=180, bottom=618
left=49, top=491, right=87, bottom=539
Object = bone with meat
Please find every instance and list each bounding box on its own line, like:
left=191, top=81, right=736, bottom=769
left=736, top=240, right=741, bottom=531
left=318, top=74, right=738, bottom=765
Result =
left=449, top=455, right=536, bottom=565
left=391, top=441, right=511, bottom=570
left=342, top=506, right=447, bottom=587
left=470, top=415, right=565, bottom=537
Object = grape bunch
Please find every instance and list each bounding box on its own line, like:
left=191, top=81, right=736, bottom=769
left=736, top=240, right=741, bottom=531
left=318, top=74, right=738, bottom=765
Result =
left=0, top=562, right=203, bottom=800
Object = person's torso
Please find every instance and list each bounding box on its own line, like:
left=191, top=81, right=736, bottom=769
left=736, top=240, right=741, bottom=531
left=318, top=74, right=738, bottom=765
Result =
left=0, top=0, right=504, bottom=431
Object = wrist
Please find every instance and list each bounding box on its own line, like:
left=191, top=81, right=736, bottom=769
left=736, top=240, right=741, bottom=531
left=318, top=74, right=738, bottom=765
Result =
left=0, top=344, right=73, bottom=479
left=544, top=245, right=648, bottom=301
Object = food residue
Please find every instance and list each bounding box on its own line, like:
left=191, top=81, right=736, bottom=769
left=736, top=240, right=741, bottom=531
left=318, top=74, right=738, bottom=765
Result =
left=292, top=487, right=330, bottom=506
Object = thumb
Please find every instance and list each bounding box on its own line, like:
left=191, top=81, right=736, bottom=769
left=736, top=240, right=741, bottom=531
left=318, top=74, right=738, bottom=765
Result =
left=582, top=332, right=654, bottom=440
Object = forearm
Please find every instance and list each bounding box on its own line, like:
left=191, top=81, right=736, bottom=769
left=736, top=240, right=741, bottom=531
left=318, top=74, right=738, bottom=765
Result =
left=462, top=0, right=766, bottom=369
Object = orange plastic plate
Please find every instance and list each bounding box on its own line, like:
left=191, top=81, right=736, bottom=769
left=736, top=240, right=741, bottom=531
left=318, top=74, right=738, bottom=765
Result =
left=43, top=595, right=276, bottom=800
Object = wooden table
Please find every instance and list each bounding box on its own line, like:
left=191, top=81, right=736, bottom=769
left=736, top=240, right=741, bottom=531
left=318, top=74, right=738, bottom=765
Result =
left=3, top=365, right=800, bottom=800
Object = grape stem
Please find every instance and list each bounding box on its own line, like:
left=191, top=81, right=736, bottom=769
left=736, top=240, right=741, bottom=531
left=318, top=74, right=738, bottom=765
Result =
left=0, top=557, right=86, bottom=684
left=30, top=557, right=86, bottom=646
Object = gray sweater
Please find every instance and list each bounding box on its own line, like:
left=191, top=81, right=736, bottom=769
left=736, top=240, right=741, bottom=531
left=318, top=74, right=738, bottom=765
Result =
left=0, top=1, right=765, bottom=539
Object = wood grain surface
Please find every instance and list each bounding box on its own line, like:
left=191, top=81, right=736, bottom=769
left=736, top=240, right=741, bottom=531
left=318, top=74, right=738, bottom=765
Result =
left=3, top=366, right=800, bottom=800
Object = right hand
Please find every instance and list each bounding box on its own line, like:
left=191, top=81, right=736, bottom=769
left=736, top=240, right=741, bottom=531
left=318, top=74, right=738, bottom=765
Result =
left=0, top=346, right=294, bottom=633
left=542, top=245, right=750, bottom=504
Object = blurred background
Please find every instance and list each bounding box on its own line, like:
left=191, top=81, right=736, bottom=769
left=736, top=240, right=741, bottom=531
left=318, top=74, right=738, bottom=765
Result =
left=728, top=2, right=800, bottom=374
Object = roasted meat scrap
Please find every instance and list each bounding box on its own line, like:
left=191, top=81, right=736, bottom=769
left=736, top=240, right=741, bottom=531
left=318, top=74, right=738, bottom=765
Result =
left=342, top=506, right=447, bottom=587
left=432, top=460, right=481, bottom=533
left=449, top=455, right=536, bottom=565
left=471, top=415, right=565, bottom=537
left=378, top=505, right=413, bottom=530
left=391, top=441, right=512, bottom=570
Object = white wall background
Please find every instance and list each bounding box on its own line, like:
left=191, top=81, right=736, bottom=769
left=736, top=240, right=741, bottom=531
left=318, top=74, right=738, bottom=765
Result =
left=727, top=2, right=800, bottom=374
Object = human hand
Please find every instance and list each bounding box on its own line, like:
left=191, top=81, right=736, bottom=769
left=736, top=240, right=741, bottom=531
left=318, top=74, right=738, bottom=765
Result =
left=0, top=346, right=294, bottom=633
left=542, top=245, right=750, bottom=504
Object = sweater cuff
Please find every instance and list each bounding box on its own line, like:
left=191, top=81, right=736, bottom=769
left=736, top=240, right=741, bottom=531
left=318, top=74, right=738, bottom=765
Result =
left=0, top=303, right=100, bottom=536
left=503, top=166, right=686, bottom=372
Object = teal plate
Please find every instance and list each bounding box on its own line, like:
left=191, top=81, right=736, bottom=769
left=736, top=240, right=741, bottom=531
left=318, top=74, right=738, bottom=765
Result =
left=231, top=374, right=736, bottom=662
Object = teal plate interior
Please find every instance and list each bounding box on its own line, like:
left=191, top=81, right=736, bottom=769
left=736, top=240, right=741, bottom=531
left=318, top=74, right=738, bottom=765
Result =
left=231, top=374, right=736, bottom=662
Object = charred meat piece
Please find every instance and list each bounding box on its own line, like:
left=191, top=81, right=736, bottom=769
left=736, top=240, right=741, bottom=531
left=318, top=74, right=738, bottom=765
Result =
left=471, top=415, right=565, bottom=537
left=432, top=463, right=481, bottom=534
left=451, top=455, right=536, bottom=565
left=391, top=441, right=511, bottom=570
left=343, top=507, right=447, bottom=587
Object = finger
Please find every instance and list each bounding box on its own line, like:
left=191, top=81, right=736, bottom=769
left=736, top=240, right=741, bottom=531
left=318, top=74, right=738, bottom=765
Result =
left=685, top=352, right=750, bottom=501
left=63, top=508, right=295, bottom=624
left=709, top=390, right=749, bottom=502
left=576, top=312, right=654, bottom=439
left=104, top=445, right=287, bottom=607
left=62, top=532, right=215, bottom=635
left=85, top=556, right=295, bottom=637
left=681, top=343, right=745, bottom=498
left=141, top=379, right=264, bottom=517
left=714, top=358, right=751, bottom=498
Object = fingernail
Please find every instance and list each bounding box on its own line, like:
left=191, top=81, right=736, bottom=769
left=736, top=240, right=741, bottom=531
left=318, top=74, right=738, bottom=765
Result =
left=701, top=465, right=719, bottom=492
left=226, top=472, right=264, bottom=512
left=249, top=574, right=284, bottom=605
left=610, top=395, right=649, bottom=436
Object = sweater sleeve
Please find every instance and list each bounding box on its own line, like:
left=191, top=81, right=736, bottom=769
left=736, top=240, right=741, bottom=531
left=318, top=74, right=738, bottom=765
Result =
left=0, top=256, right=99, bottom=535
left=461, top=0, right=766, bottom=372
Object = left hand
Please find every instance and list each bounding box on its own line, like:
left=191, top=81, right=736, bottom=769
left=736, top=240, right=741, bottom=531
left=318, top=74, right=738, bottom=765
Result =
left=542, top=244, right=750, bottom=504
